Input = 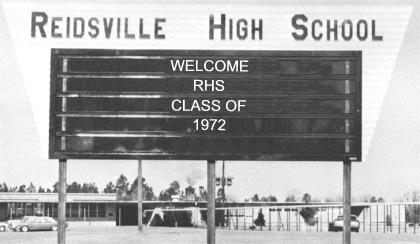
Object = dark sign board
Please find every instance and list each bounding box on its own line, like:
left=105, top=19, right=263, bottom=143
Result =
left=49, top=49, right=361, bottom=161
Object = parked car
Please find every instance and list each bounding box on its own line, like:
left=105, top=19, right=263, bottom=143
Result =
left=0, top=222, right=7, bottom=232
left=333, top=215, right=360, bottom=232
left=14, top=216, right=68, bottom=232
left=7, top=216, right=34, bottom=230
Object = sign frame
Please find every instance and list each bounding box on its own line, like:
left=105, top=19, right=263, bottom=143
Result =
left=49, top=49, right=362, bottom=161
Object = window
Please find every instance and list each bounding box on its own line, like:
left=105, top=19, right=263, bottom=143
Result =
left=66, top=203, right=71, bottom=217
left=25, top=203, right=34, bottom=216
left=7, top=203, right=15, bottom=219
left=16, top=203, right=24, bottom=218
left=35, top=203, right=43, bottom=216
left=44, top=203, right=52, bottom=217
left=71, top=203, right=79, bottom=217
left=89, top=203, right=97, bottom=217
left=80, top=203, right=88, bottom=218
left=52, top=203, right=58, bottom=217
left=98, top=204, right=105, bottom=218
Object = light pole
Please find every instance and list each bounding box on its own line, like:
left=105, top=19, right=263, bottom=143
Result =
left=215, top=161, right=233, bottom=206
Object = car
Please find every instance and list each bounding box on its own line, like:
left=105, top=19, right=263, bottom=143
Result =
left=7, top=216, right=34, bottom=230
left=0, top=222, right=7, bottom=232
left=333, top=215, right=360, bottom=232
left=14, top=216, right=68, bottom=232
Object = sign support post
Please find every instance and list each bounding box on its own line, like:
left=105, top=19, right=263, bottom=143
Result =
left=343, top=160, right=352, bottom=244
left=58, top=159, right=67, bottom=244
left=138, top=159, right=143, bottom=232
left=207, top=160, right=216, bottom=244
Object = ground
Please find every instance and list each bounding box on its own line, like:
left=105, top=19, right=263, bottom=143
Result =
left=0, top=222, right=418, bottom=244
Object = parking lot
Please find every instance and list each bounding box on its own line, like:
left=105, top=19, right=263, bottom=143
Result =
left=0, top=222, right=419, bottom=244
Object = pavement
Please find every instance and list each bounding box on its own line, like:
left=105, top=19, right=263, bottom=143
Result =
left=0, top=222, right=419, bottom=244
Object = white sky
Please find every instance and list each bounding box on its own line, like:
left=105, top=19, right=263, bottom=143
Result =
left=0, top=1, right=418, bottom=202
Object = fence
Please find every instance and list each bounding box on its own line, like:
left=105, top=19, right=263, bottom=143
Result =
left=144, top=202, right=420, bottom=234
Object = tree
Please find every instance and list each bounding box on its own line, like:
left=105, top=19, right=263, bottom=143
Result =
left=38, top=186, right=45, bottom=193
left=46, top=188, right=52, bottom=193
left=370, top=196, right=377, bottom=203
left=52, top=182, right=69, bottom=193
left=285, top=195, right=296, bottom=202
left=128, top=177, right=156, bottom=201
left=260, top=195, right=277, bottom=202
left=85, top=183, right=98, bottom=193
left=377, top=197, right=385, bottom=203
left=254, top=208, right=265, bottom=227
left=115, top=174, right=129, bottom=199
left=0, top=182, right=8, bottom=192
left=52, top=182, right=59, bottom=193
left=251, top=194, right=259, bottom=202
left=67, top=182, right=82, bottom=193
left=18, top=185, right=26, bottom=193
left=403, top=190, right=420, bottom=224
left=299, top=193, right=318, bottom=226
left=158, top=190, right=171, bottom=201
left=9, top=186, right=18, bottom=192
left=403, top=190, right=420, bottom=202
left=169, top=181, right=180, bottom=195
left=81, top=183, right=89, bottom=193
left=158, top=181, right=181, bottom=201
left=26, top=182, right=37, bottom=193
left=103, top=181, right=116, bottom=193
left=302, top=193, right=311, bottom=203
left=216, top=188, right=225, bottom=203
left=267, top=195, right=278, bottom=202
left=199, top=186, right=207, bottom=201
left=285, top=188, right=300, bottom=202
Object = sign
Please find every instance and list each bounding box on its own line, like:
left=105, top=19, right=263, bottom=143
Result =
left=49, top=49, right=361, bottom=161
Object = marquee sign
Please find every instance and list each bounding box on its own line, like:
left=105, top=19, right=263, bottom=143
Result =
left=49, top=49, right=361, bottom=161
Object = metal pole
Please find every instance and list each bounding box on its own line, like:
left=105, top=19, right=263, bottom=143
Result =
left=228, top=209, right=231, bottom=230
left=369, top=206, right=371, bottom=233
left=244, top=208, right=246, bottom=230
left=363, top=207, right=365, bottom=232
left=414, top=205, right=417, bottom=235
left=118, top=206, right=121, bottom=226
left=298, top=207, right=300, bottom=231
left=327, top=207, right=329, bottom=231
left=138, top=159, right=143, bottom=232
left=384, top=205, right=386, bottom=233
left=269, top=209, right=271, bottom=231
left=222, top=161, right=225, bottom=207
left=390, top=205, right=392, bottom=232
left=376, top=205, right=379, bottom=233
left=58, top=159, right=67, bottom=244
left=398, top=204, right=400, bottom=233
left=317, top=210, right=319, bottom=232
left=251, top=208, right=254, bottom=231
left=236, top=208, right=239, bottom=230
left=207, top=160, right=216, bottom=244
left=320, top=207, right=322, bottom=232
left=404, top=204, right=407, bottom=233
left=343, top=160, right=351, bottom=244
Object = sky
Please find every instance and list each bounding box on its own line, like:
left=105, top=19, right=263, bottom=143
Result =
left=0, top=0, right=418, bottom=203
